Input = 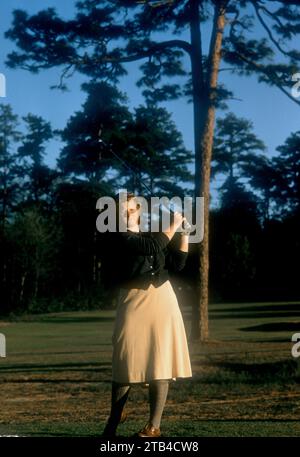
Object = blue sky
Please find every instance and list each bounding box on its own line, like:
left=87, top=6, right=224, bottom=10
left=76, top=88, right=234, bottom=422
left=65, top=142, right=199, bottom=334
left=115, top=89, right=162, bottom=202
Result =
left=0, top=0, right=299, bottom=203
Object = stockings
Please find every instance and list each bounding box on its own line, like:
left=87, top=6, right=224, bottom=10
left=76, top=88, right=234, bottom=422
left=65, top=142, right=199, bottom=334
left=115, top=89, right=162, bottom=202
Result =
left=106, top=379, right=169, bottom=431
left=149, top=379, right=169, bottom=428
left=110, top=381, right=131, bottom=423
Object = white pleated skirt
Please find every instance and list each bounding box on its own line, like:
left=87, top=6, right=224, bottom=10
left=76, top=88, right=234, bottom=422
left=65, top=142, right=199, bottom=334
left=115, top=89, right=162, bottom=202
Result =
left=111, top=279, right=193, bottom=384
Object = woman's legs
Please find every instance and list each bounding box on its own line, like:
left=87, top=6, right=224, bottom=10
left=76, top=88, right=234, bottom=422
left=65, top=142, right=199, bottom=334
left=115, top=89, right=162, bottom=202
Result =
left=103, top=379, right=170, bottom=436
left=148, top=379, right=170, bottom=429
left=102, top=381, right=131, bottom=436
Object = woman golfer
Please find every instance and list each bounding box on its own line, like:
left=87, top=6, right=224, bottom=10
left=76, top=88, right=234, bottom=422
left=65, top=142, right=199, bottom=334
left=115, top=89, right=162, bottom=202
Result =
left=100, top=192, right=193, bottom=437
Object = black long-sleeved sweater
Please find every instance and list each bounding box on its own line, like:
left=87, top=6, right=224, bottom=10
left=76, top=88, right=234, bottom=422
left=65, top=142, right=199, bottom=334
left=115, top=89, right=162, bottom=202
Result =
left=98, top=229, right=188, bottom=290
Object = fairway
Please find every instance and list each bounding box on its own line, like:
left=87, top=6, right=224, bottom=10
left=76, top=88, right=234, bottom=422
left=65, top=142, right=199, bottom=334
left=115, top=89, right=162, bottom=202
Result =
left=0, top=300, right=299, bottom=437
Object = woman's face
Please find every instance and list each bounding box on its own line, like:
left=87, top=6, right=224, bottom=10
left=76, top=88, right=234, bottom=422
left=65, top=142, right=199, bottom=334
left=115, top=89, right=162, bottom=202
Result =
left=120, top=198, right=141, bottom=228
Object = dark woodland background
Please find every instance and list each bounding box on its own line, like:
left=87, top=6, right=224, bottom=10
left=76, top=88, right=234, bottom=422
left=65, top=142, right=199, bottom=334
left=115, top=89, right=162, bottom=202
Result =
left=1, top=83, right=299, bottom=316
left=1, top=1, right=300, bottom=316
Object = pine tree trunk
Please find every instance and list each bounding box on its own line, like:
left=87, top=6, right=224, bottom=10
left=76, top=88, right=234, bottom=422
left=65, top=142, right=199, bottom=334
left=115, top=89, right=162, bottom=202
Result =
left=190, top=1, right=227, bottom=341
left=20, top=272, right=27, bottom=304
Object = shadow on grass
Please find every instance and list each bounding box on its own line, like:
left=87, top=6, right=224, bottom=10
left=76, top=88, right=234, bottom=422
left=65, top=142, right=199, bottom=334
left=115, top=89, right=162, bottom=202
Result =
left=239, top=322, right=300, bottom=332
left=249, top=337, right=293, bottom=342
left=0, top=379, right=113, bottom=384
left=0, top=361, right=111, bottom=374
left=211, top=313, right=300, bottom=319
left=212, top=304, right=300, bottom=313
left=203, top=359, right=300, bottom=384
left=4, top=419, right=300, bottom=437
left=25, top=316, right=115, bottom=324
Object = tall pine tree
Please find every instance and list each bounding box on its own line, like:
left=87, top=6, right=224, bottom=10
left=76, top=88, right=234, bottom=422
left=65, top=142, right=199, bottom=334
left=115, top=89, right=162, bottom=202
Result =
left=6, top=0, right=300, bottom=339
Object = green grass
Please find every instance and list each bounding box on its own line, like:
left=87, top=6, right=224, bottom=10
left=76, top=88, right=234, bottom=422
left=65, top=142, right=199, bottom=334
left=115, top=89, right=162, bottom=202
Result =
left=1, top=420, right=300, bottom=438
left=0, top=301, right=299, bottom=437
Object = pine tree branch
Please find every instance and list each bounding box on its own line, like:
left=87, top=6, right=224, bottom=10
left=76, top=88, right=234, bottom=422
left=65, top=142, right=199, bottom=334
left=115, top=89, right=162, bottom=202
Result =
left=101, top=39, right=192, bottom=63
left=234, top=51, right=300, bottom=106
left=219, top=67, right=237, bottom=72
left=256, top=2, right=285, bottom=29
left=251, top=0, right=292, bottom=58
left=276, top=0, right=300, bottom=5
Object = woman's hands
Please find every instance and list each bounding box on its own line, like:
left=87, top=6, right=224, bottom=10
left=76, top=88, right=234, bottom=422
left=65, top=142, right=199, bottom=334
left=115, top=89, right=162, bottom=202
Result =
left=163, top=211, right=188, bottom=241
left=173, top=211, right=187, bottom=229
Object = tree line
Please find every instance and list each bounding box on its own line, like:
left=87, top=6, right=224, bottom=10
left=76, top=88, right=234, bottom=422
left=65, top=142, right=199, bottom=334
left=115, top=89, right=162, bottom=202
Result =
left=0, top=81, right=299, bottom=316
left=2, top=0, right=300, bottom=339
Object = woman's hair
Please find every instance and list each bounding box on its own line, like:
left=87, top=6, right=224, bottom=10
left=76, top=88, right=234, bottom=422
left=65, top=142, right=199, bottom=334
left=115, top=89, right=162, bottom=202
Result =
left=113, top=191, right=136, bottom=202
